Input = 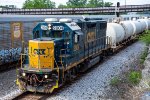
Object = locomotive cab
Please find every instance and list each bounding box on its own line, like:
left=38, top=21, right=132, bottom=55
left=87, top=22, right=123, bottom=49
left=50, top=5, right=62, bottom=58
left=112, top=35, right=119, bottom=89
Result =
left=17, top=18, right=84, bottom=93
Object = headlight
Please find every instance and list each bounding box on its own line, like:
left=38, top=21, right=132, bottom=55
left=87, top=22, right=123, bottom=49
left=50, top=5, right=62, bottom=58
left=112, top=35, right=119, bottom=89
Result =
left=22, top=73, right=26, bottom=76
left=67, top=42, right=70, bottom=45
left=44, top=75, right=48, bottom=78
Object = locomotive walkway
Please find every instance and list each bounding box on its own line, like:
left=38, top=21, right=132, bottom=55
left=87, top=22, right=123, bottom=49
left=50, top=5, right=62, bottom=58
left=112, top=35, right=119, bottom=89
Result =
left=0, top=4, right=150, bottom=15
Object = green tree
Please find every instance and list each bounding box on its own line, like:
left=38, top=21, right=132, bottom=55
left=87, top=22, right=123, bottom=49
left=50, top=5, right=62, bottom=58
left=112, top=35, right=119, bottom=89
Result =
left=104, top=2, right=113, bottom=7
left=23, top=0, right=34, bottom=9
left=66, top=0, right=87, bottom=8
left=58, top=4, right=68, bottom=8
left=23, top=0, right=56, bottom=9
left=57, top=0, right=113, bottom=8
left=87, top=0, right=103, bottom=7
left=86, top=0, right=113, bottom=7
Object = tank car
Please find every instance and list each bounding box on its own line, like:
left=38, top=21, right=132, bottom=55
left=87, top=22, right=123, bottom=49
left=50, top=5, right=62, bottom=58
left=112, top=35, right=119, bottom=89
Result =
left=16, top=18, right=110, bottom=93
left=106, top=18, right=150, bottom=51
left=106, top=23, right=125, bottom=49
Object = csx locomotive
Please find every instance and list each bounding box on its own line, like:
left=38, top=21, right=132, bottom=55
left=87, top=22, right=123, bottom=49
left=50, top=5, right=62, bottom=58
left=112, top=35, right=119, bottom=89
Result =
left=16, top=18, right=110, bottom=93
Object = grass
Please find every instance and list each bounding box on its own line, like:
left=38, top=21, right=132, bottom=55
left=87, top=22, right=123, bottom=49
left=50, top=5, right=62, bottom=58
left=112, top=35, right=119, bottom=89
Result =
left=110, top=71, right=142, bottom=87
left=139, top=30, right=150, bottom=64
left=110, top=77, right=121, bottom=86
left=127, top=71, right=142, bottom=85
left=140, top=47, right=149, bottom=64
left=139, top=30, right=150, bottom=45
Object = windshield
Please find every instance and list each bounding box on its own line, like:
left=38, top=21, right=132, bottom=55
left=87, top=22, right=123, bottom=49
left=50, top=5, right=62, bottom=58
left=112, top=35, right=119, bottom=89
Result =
left=33, top=30, right=63, bottom=39
left=42, top=30, right=50, bottom=37
left=51, top=31, right=62, bottom=38
left=33, top=31, right=40, bottom=39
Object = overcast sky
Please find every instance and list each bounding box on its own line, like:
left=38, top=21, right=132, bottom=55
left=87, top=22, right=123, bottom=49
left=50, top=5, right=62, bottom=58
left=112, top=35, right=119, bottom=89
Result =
left=0, top=0, right=149, bottom=8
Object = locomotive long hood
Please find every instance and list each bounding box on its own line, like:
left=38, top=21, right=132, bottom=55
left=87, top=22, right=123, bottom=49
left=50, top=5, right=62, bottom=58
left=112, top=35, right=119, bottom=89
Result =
left=29, top=40, right=54, bottom=69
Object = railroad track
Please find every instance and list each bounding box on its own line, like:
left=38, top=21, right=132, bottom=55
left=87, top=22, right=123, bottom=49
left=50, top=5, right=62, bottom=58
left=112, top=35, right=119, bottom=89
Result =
left=12, top=92, right=50, bottom=100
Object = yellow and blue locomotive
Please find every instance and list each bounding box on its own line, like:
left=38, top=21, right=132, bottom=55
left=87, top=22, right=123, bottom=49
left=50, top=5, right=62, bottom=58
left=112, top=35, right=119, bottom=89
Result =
left=17, top=18, right=110, bottom=93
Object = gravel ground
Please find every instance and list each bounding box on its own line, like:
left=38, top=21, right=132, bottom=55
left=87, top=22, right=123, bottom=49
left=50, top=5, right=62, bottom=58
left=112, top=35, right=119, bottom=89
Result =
left=0, top=70, right=17, bottom=96
left=47, top=41, right=146, bottom=100
left=0, top=41, right=146, bottom=100
left=0, top=69, right=23, bottom=100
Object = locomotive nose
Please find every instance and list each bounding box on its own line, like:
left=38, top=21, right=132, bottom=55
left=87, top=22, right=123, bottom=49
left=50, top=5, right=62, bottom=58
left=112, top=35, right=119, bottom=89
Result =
left=29, top=40, right=55, bottom=69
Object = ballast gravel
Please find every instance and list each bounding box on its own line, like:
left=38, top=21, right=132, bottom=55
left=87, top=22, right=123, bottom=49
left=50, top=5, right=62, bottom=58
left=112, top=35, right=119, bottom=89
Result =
left=0, top=41, right=146, bottom=100
left=0, top=69, right=24, bottom=100
left=47, top=41, right=146, bottom=100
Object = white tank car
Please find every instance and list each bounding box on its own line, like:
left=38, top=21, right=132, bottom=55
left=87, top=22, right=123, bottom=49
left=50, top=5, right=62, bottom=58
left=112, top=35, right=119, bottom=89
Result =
left=137, top=19, right=147, bottom=31
left=138, top=19, right=150, bottom=30
left=120, top=21, right=134, bottom=39
left=130, top=21, right=142, bottom=34
left=106, top=23, right=125, bottom=48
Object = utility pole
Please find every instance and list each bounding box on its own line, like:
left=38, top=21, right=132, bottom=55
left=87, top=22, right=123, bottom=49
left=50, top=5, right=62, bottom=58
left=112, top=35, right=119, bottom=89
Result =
left=116, top=2, right=120, bottom=17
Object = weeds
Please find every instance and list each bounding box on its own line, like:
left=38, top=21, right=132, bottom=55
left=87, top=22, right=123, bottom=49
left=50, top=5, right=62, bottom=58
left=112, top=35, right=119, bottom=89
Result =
left=139, top=30, right=150, bottom=45
left=110, top=71, right=142, bottom=87
left=127, top=71, right=142, bottom=85
left=140, top=47, right=148, bottom=64
left=110, top=77, right=121, bottom=86
left=139, top=30, right=150, bottom=64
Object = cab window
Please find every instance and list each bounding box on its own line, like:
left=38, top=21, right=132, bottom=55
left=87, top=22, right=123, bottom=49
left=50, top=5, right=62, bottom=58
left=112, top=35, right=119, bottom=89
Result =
left=42, top=30, right=50, bottom=37
left=74, top=30, right=83, bottom=43
left=51, top=31, right=62, bottom=38
left=65, top=32, right=70, bottom=38
left=33, top=31, right=40, bottom=39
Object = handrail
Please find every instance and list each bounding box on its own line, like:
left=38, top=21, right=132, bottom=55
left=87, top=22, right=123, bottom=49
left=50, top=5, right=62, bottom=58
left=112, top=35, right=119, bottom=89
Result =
left=59, top=48, right=71, bottom=68
left=21, top=53, right=27, bottom=68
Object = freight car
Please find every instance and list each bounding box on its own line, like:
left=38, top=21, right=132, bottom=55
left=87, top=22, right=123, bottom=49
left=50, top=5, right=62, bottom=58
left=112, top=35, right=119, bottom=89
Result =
left=106, top=19, right=150, bottom=51
left=16, top=18, right=150, bottom=93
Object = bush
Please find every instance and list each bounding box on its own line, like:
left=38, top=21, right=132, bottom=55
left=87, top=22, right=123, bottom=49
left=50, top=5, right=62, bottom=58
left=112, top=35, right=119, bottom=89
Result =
left=110, top=77, right=120, bottom=86
left=128, top=71, right=142, bottom=85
